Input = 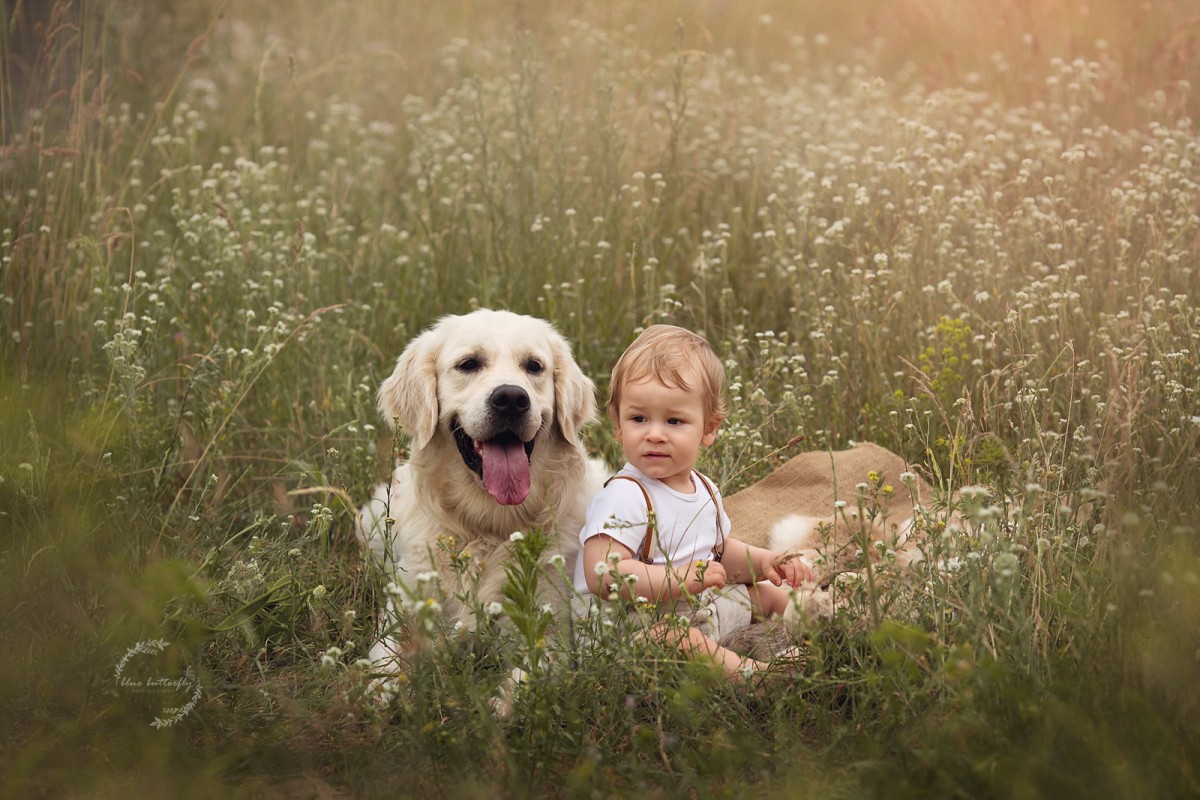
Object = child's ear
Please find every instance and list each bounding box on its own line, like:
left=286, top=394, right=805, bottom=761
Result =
left=701, top=418, right=719, bottom=447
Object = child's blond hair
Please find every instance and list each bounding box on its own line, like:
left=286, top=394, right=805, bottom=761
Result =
left=607, top=325, right=726, bottom=427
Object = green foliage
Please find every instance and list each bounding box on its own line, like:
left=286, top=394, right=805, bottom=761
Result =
left=3, top=0, right=1199, bottom=797
left=917, top=316, right=974, bottom=410
left=500, top=530, right=554, bottom=671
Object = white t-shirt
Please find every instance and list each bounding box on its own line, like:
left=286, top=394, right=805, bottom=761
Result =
left=572, top=463, right=730, bottom=594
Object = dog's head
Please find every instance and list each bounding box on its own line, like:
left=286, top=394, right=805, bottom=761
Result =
left=378, top=309, right=595, bottom=506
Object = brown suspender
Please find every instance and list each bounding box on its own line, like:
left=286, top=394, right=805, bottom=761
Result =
left=603, top=472, right=726, bottom=565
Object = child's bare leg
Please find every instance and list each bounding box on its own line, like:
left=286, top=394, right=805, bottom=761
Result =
left=747, top=581, right=793, bottom=621
left=749, top=580, right=834, bottom=624
left=742, top=583, right=812, bottom=667
left=652, top=622, right=767, bottom=678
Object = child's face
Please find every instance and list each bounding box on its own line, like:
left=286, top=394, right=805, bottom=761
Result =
left=614, top=367, right=718, bottom=493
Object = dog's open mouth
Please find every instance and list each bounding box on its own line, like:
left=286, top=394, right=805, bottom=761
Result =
left=453, top=421, right=536, bottom=506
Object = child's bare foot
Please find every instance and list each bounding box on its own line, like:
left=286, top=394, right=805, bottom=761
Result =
left=745, top=658, right=802, bottom=701
left=770, top=638, right=811, bottom=674
left=731, top=657, right=770, bottom=682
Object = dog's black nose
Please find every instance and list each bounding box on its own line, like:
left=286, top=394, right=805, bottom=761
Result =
left=489, top=384, right=531, bottom=420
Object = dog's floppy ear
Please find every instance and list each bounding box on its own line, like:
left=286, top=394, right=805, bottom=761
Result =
left=549, top=330, right=596, bottom=443
left=377, top=327, right=441, bottom=451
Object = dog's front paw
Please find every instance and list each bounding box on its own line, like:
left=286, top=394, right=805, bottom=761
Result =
left=360, top=635, right=406, bottom=707
left=365, top=674, right=403, bottom=706
left=804, top=584, right=835, bottom=619
left=784, top=583, right=835, bottom=625
left=488, top=666, right=529, bottom=719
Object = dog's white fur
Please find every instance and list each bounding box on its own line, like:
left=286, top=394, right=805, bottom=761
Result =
left=769, top=512, right=924, bottom=619
left=769, top=513, right=922, bottom=570
left=358, top=310, right=606, bottom=674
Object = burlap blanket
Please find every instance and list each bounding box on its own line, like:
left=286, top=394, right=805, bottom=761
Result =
left=723, top=442, right=934, bottom=550
left=681, top=443, right=942, bottom=651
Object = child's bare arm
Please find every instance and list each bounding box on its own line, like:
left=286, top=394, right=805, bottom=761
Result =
left=718, top=537, right=815, bottom=586
left=582, top=534, right=726, bottom=601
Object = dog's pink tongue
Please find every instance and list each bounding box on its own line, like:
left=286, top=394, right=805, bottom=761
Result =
left=480, top=440, right=531, bottom=506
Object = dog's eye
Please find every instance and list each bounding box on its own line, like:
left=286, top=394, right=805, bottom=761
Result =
left=456, top=357, right=481, bottom=373
left=523, top=358, right=544, bottom=375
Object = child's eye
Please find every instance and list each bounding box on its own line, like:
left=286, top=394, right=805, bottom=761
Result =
left=630, top=415, right=646, bottom=424
left=668, top=418, right=684, bottom=425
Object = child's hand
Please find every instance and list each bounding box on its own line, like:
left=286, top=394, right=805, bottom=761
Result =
left=764, top=551, right=815, bottom=588
left=687, top=559, right=727, bottom=592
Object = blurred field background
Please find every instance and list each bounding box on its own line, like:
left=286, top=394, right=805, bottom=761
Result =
left=2, top=0, right=1199, bottom=797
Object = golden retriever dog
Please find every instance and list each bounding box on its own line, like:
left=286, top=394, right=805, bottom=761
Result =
left=357, top=309, right=606, bottom=677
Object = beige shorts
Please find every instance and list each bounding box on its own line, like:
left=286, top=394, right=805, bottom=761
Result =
left=679, top=585, right=753, bottom=643
left=571, top=584, right=753, bottom=645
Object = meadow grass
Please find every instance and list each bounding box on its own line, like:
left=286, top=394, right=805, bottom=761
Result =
left=2, top=1, right=1199, bottom=797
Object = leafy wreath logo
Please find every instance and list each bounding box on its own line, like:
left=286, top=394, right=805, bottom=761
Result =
left=114, top=638, right=202, bottom=729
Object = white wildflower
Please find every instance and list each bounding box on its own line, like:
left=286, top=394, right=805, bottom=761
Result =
left=993, top=552, right=1019, bottom=579
left=320, top=646, right=342, bottom=669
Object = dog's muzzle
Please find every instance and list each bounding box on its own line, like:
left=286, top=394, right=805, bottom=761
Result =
left=452, top=385, right=537, bottom=506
